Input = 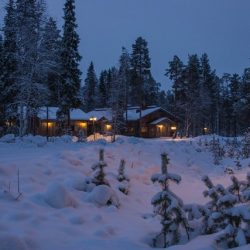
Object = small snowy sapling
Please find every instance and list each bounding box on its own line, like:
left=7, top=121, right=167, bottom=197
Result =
left=151, top=153, right=190, bottom=248
left=117, top=159, right=130, bottom=195
left=91, top=149, right=109, bottom=186
left=202, top=174, right=250, bottom=248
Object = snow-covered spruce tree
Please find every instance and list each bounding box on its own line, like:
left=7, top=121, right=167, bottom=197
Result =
left=241, top=172, right=250, bottom=202
left=117, top=159, right=129, bottom=182
left=201, top=175, right=223, bottom=234
left=215, top=176, right=250, bottom=248
left=151, top=153, right=190, bottom=248
left=209, top=137, right=224, bottom=165
left=117, top=159, right=129, bottom=195
left=227, top=175, right=242, bottom=202
left=202, top=175, right=250, bottom=248
left=91, top=149, right=109, bottom=186
left=60, top=0, right=81, bottom=128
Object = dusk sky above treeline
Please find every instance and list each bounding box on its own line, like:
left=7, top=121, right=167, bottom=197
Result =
left=1, top=0, right=250, bottom=89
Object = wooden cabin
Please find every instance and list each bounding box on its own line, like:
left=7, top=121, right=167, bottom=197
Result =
left=37, top=107, right=88, bottom=137
left=34, top=106, right=178, bottom=138
left=85, top=106, right=179, bottom=138
left=125, top=106, right=178, bottom=138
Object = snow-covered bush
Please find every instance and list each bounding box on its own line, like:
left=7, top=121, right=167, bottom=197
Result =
left=151, top=153, right=190, bottom=248
left=91, top=149, right=109, bottom=186
left=241, top=128, right=250, bottom=159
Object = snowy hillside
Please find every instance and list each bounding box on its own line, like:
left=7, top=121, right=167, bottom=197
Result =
left=0, top=136, right=249, bottom=250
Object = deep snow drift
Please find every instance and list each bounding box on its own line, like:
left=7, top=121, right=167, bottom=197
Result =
left=0, top=135, right=249, bottom=250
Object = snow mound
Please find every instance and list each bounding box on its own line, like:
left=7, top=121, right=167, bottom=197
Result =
left=60, top=135, right=73, bottom=143
left=87, top=185, right=119, bottom=207
left=44, top=182, right=76, bottom=209
left=16, top=135, right=47, bottom=147
left=0, top=134, right=15, bottom=143
left=73, top=177, right=96, bottom=192
left=127, top=136, right=142, bottom=144
left=0, top=235, right=28, bottom=250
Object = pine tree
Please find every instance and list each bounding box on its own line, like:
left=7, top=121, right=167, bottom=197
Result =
left=83, top=62, right=98, bottom=112
left=199, top=53, right=217, bottom=134
left=1, top=0, right=18, bottom=122
left=118, top=47, right=131, bottom=120
left=0, top=35, right=4, bottom=125
left=97, top=70, right=109, bottom=108
left=130, top=37, right=151, bottom=107
left=151, top=153, right=190, bottom=248
left=60, top=0, right=82, bottom=126
left=40, top=17, right=62, bottom=106
left=240, top=69, right=250, bottom=132
left=229, top=74, right=241, bottom=136
left=185, top=54, right=201, bottom=136
left=165, top=55, right=185, bottom=116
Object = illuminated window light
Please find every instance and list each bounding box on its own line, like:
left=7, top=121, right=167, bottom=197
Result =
left=106, top=124, right=112, bottom=130
left=79, top=122, right=87, bottom=128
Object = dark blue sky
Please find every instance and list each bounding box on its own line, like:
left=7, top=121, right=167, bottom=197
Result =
left=1, top=0, right=250, bottom=89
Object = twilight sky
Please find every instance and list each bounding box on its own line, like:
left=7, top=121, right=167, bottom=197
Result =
left=1, top=0, right=250, bottom=89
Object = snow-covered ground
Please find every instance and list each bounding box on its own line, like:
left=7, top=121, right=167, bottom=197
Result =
left=0, top=135, right=249, bottom=250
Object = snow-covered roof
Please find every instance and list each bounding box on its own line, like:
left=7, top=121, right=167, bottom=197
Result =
left=85, top=109, right=112, bottom=121
left=126, top=107, right=161, bottom=121
left=37, top=107, right=87, bottom=120
left=70, top=109, right=87, bottom=120
left=82, top=106, right=177, bottom=122
left=150, top=117, right=168, bottom=125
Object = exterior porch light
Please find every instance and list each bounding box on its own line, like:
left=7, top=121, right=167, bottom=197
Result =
left=89, top=117, right=97, bottom=140
left=171, top=126, right=177, bottom=131
left=204, top=127, right=208, bottom=134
